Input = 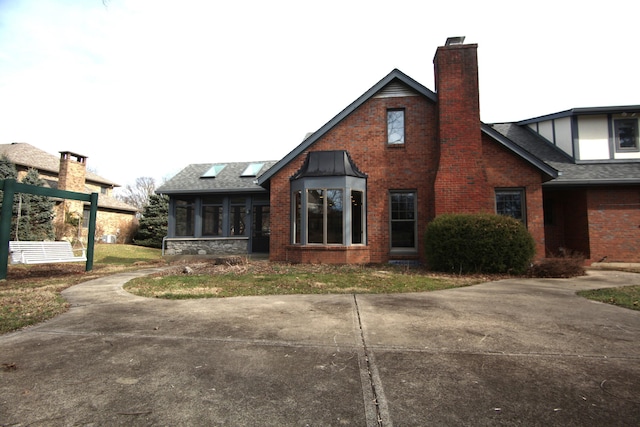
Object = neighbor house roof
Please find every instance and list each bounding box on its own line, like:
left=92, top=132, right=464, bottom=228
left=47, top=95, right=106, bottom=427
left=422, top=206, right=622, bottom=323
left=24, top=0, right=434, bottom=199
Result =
left=490, top=123, right=640, bottom=186
left=0, top=142, right=137, bottom=212
left=156, top=161, right=278, bottom=195
left=0, top=142, right=118, bottom=187
left=257, top=69, right=560, bottom=186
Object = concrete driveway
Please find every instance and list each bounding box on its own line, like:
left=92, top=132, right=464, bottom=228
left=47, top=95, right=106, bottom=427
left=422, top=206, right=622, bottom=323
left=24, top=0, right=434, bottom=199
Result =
left=1, top=269, right=639, bottom=426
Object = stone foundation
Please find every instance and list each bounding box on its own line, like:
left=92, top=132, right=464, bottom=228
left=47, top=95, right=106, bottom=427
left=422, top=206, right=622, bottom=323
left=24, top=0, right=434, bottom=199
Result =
left=164, top=238, right=249, bottom=256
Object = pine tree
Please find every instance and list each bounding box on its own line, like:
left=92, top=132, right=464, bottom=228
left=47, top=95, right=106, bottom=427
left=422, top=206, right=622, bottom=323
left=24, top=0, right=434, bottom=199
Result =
left=134, top=193, right=168, bottom=248
left=17, top=168, right=55, bottom=241
left=0, top=155, right=18, bottom=209
left=0, top=155, right=17, bottom=180
left=0, top=155, right=19, bottom=237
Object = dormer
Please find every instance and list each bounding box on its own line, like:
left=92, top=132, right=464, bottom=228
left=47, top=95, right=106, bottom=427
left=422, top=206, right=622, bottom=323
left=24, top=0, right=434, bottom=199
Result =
left=518, top=106, right=640, bottom=162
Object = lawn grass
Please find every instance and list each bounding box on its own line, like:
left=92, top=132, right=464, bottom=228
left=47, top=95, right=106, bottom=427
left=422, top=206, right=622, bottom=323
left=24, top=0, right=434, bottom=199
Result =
left=578, top=286, right=640, bottom=311
left=124, top=262, right=484, bottom=299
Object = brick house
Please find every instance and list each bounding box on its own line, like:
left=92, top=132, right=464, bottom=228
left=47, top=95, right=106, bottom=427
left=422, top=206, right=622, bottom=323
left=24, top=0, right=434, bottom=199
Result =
left=159, top=39, right=640, bottom=264
left=0, top=142, right=138, bottom=242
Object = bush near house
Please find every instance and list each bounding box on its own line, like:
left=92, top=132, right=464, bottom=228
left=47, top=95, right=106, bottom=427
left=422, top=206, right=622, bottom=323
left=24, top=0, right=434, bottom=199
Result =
left=425, top=213, right=536, bottom=274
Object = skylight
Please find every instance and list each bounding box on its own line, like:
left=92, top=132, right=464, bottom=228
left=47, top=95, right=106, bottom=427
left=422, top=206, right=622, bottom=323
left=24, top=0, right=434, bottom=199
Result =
left=201, top=164, right=226, bottom=178
left=241, top=163, right=264, bottom=177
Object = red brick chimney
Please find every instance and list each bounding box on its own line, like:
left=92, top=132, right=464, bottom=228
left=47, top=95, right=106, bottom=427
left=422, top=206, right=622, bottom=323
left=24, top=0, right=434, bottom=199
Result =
left=433, top=37, right=492, bottom=215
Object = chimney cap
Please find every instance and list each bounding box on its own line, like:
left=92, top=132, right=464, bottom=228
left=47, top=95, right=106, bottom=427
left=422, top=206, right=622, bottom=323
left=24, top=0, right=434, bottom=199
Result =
left=59, top=151, right=88, bottom=162
left=445, top=36, right=466, bottom=46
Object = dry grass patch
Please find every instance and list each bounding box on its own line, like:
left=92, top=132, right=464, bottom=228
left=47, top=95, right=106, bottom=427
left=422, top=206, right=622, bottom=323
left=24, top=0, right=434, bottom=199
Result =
left=124, top=260, right=493, bottom=299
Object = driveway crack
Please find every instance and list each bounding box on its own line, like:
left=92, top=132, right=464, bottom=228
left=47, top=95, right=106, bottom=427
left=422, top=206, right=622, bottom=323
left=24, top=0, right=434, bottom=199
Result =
left=353, top=294, right=391, bottom=427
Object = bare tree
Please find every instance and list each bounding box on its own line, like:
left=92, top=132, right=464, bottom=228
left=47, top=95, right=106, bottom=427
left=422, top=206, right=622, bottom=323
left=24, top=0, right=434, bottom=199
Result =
left=116, top=177, right=156, bottom=211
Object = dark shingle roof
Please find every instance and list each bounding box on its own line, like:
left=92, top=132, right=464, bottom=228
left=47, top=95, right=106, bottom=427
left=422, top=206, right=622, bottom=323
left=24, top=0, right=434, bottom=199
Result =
left=156, top=161, right=278, bottom=195
left=490, top=123, right=640, bottom=186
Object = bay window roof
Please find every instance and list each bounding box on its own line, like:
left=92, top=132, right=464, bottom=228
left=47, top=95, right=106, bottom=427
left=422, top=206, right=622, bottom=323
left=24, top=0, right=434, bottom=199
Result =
left=290, top=150, right=367, bottom=180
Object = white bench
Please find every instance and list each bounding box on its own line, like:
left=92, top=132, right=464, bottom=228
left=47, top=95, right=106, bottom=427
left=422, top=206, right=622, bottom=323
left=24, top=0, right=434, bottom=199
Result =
left=9, top=241, right=87, bottom=265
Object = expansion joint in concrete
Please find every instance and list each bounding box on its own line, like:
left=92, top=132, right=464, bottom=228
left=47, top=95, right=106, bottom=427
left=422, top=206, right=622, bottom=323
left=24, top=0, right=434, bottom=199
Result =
left=353, top=294, right=391, bottom=427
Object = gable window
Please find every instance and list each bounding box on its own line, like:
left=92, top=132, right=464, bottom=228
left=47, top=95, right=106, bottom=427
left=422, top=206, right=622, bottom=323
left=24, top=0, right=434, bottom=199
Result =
left=614, top=118, right=639, bottom=151
left=390, top=191, right=416, bottom=251
left=387, top=109, right=405, bottom=144
left=495, top=189, right=526, bottom=224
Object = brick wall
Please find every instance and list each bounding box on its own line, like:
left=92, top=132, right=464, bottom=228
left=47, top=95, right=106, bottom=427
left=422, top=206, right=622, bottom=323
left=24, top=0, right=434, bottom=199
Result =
left=269, top=42, right=548, bottom=265
left=482, top=136, right=546, bottom=259
left=586, top=187, right=640, bottom=263
left=270, top=94, right=438, bottom=264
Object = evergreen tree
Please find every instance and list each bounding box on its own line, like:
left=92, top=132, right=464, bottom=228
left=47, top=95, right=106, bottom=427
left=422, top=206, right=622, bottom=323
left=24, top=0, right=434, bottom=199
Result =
left=0, top=155, right=17, bottom=180
left=16, top=168, right=55, bottom=241
left=0, top=155, right=19, bottom=237
left=0, top=155, right=18, bottom=210
left=134, top=193, right=168, bottom=248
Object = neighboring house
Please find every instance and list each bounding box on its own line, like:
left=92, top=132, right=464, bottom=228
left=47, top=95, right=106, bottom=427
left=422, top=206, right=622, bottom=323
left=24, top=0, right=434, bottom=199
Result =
left=0, top=142, right=138, bottom=243
left=159, top=38, right=640, bottom=264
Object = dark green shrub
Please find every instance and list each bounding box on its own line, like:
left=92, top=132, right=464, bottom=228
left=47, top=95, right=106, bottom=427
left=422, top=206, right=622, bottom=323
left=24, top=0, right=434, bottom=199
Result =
left=424, top=213, right=536, bottom=274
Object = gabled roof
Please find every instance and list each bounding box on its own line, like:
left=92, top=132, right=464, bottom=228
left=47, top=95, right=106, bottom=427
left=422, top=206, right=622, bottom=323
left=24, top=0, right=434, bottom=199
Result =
left=0, top=142, right=118, bottom=187
left=517, top=105, right=640, bottom=125
left=156, top=161, right=278, bottom=195
left=257, top=69, right=436, bottom=186
left=258, top=68, right=564, bottom=186
left=490, top=123, right=640, bottom=186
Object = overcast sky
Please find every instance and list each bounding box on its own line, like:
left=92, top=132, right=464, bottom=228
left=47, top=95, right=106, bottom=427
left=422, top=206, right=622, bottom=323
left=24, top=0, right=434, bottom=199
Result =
left=1, top=0, right=638, bottom=189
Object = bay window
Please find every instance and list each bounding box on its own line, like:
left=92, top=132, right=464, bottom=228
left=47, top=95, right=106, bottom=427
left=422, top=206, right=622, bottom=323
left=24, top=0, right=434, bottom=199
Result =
left=290, top=151, right=367, bottom=246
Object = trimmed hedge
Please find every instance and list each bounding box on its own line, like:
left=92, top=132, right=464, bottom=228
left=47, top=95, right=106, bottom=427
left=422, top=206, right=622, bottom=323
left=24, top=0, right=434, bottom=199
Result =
left=425, top=214, right=536, bottom=274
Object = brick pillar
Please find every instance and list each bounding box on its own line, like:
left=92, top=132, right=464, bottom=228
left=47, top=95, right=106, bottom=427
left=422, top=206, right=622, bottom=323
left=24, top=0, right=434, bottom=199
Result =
left=433, top=41, right=492, bottom=215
